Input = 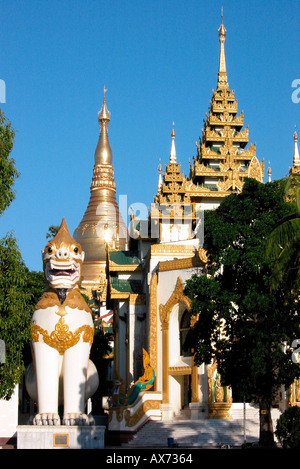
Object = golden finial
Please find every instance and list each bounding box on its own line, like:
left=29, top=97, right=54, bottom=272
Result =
left=268, top=161, right=272, bottom=182
left=218, top=7, right=228, bottom=88
left=293, top=124, right=300, bottom=168
left=170, top=122, right=176, bottom=163
left=95, top=87, right=112, bottom=164
left=158, top=157, right=162, bottom=172
left=158, top=157, right=162, bottom=191
left=98, top=85, right=110, bottom=122
left=218, top=6, right=226, bottom=39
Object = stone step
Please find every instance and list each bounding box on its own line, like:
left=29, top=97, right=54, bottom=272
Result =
left=122, top=413, right=280, bottom=448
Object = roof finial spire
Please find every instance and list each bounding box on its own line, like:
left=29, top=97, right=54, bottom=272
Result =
left=293, top=124, right=300, bottom=167
left=98, top=85, right=110, bottom=123
left=158, top=157, right=162, bottom=191
left=170, top=122, right=177, bottom=163
left=218, top=7, right=228, bottom=88
left=95, top=86, right=112, bottom=164
left=268, top=161, right=272, bottom=182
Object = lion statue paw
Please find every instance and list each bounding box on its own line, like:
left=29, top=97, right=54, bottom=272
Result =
left=63, top=413, right=94, bottom=426
left=33, top=413, right=61, bottom=426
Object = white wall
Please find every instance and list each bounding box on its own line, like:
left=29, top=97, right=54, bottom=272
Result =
left=0, top=385, right=18, bottom=439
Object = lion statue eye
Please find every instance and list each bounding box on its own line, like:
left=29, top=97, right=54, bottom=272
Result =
left=47, top=247, right=53, bottom=254
left=74, top=247, right=79, bottom=253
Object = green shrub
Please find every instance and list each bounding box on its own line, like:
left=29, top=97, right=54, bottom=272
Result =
left=275, top=406, right=300, bottom=449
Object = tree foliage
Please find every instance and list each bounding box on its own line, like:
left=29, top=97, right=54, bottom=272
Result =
left=265, top=174, right=300, bottom=292
left=46, top=225, right=60, bottom=239
left=0, top=110, right=44, bottom=399
left=0, top=234, right=43, bottom=399
left=185, top=178, right=300, bottom=446
left=275, top=406, right=300, bottom=449
left=0, top=110, right=19, bottom=216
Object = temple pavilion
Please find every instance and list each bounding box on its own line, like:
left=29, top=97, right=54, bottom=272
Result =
left=72, top=16, right=297, bottom=433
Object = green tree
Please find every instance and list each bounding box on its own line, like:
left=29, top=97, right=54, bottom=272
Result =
left=185, top=179, right=300, bottom=447
left=0, top=110, right=19, bottom=216
left=0, top=234, right=33, bottom=399
left=265, top=174, right=300, bottom=292
left=46, top=225, right=60, bottom=239
left=0, top=110, right=44, bottom=399
left=275, top=406, right=300, bottom=449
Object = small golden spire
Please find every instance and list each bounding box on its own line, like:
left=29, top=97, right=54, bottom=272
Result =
left=218, top=7, right=228, bottom=88
left=268, top=161, right=272, bottom=182
left=158, top=158, right=162, bottom=191
left=98, top=85, right=110, bottom=122
left=95, top=87, right=112, bottom=165
left=293, top=125, right=300, bottom=167
left=170, top=122, right=177, bottom=163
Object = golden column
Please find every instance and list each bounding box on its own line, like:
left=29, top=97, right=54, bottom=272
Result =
left=161, top=321, right=170, bottom=404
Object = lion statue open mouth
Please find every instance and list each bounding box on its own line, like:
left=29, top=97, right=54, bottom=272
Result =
left=25, top=217, right=99, bottom=426
left=42, top=218, right=84, bottom=290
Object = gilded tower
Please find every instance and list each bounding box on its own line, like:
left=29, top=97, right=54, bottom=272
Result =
left=74, top=89, right=127, bottom=298
left=191, top=14, right=264, bottom=198
left=153, top=124, right=195, bottom=242
left=190, top=15, right=264, bottom=196
left=152, top=17, right=265, bottom=245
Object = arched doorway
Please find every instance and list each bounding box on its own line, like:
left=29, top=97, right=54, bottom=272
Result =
left=159, top=277, right=200, bottom=417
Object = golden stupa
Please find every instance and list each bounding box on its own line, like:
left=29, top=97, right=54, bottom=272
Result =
left=74, top=88, right=128, bottom=296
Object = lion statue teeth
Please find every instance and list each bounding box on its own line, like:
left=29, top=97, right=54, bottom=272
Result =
left=25, top=217, right=99, bottom=426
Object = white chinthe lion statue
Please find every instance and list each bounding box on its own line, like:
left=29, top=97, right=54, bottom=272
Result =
left=25, top=217, right=99, bottom=426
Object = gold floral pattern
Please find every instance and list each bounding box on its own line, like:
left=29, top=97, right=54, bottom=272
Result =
left=32, top=317, right=94, bottom=355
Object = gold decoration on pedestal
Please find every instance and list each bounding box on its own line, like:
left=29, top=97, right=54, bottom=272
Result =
left=124, top=399, right=161, bottom=428
left=207, top=358, right=232, bottom=419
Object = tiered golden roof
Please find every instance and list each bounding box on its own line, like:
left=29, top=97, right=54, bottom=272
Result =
left=154, top=17, right=265, bottom=211
left=153, top=125, right=195, bottom=241
left=190, top=17, right=264, bottom=195
left=155, top=125, right=191, bottom=205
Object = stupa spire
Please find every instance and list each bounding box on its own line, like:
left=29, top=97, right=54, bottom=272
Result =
left=170, top=122, right=177, bottom=163
left=218, top=7, right=228, bottom=88
left=268, top=161, right=272, bottom=182
left=158, top=158, right=162, bottom=191
left=293, top=125, right=300, bottom=167
left=94, top=86, right=113, bottom=165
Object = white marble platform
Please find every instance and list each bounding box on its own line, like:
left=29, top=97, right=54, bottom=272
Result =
left=17, top=425, right=105, bottom=449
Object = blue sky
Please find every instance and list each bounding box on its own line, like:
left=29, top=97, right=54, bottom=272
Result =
left=0, top=0, right=299, bottom=272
